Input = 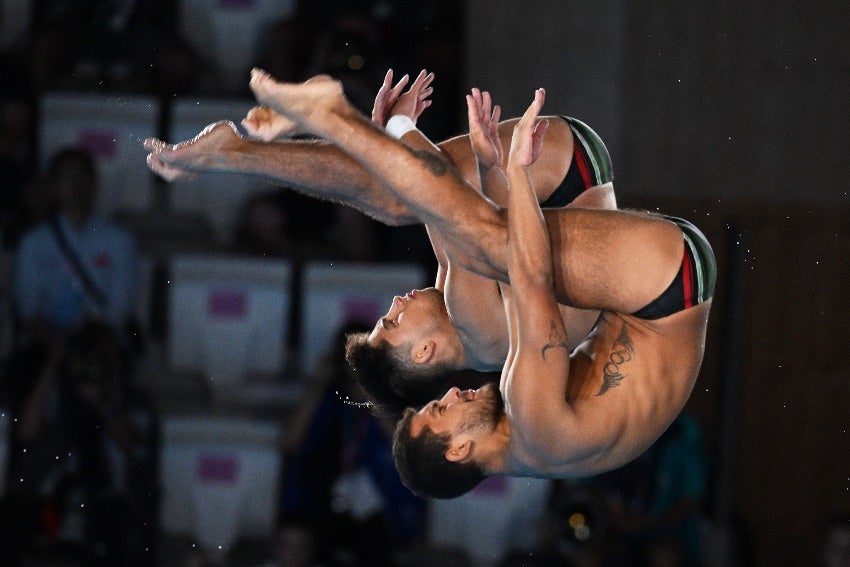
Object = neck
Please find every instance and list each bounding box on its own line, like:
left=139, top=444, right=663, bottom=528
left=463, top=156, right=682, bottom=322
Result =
left=478, top=414, right=512, bottom=475
left=441, top=322, right=470, bottom=370
left=63, top=208, right=91, bottom=228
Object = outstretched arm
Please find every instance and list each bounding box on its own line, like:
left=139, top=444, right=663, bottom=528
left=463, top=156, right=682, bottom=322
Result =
left=499, top=89, right=580, bottom=458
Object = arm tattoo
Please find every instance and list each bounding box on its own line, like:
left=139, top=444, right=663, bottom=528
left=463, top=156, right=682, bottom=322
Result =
left=541, top=321, right=569, bottom=360
left=411, top=148, right=449, bottom=177
left=596, top=323, right=634, bottom=396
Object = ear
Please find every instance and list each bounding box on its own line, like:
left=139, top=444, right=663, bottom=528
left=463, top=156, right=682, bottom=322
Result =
left=445, top=438, right=473, bottom=463
left=410, top=339, right=436, bottom=365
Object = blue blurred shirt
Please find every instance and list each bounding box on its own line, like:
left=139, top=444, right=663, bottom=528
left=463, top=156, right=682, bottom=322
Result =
left=14, top=213, right=138, bottom=332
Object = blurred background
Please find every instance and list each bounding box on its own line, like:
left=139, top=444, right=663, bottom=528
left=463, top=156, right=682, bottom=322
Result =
left=0, top=1, right=847, bottom=566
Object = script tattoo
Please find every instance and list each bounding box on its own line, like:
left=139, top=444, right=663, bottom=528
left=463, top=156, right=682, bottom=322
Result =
left=541, top=321, right=570, bottom=360
left=596, top=323, right=634, bottom=396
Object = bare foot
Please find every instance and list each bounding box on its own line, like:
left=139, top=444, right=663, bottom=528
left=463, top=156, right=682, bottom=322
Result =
left=145, top=151, right=190, bottom=182
left=143, top=120, right=245, bottom=180
left=241, top=105, right=299, bottom=141
left=248, top=68, right=349, bottom=136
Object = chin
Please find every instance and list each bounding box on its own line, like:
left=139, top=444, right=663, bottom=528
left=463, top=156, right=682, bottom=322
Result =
left=476, top=382, right=505, bottom=428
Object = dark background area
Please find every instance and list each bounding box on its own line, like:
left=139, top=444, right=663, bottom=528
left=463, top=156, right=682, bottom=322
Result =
left=462, top=2, right=848, bottom=564
left=1, top=1, right=848, bottom=565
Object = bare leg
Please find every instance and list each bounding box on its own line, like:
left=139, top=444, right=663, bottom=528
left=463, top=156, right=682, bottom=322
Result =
left=143, top=121, right=417, bottom=225
left=240, top=75, right=339, bottom=140
left=249, top=70, right=350, bottom=134
left=248, top=70, right=685, bottom=313
left=144, top=121, right=250, bottom=178
left=248, top=69, right=507, bottom=275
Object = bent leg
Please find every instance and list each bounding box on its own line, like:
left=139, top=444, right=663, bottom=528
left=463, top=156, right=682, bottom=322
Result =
left=543, top=208, right=687, bottom=313
left=246, top=71, right=690, bottom=314
left=248, top=70, right=511, bottom=278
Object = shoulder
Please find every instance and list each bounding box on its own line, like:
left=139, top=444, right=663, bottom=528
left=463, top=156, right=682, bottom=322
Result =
left=92, top=217, right=136, bottom=246
left=16, top=222, right=52, bottom=252
left=506, top=399, right=618, bottom=476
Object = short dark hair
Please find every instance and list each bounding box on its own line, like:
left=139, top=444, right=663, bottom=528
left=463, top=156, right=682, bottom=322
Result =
left=46, top=146, right=97, bottom=183
left=344, top=331, right=455, bottom=420
left=392, top=407, right=487, bottom=499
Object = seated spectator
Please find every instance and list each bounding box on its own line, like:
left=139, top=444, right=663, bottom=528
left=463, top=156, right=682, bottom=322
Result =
left=822, top=515, right=850, bottom=567
left=595, top=413, right=708, bottom=566
left=13, top=146, right=139, bottom=354
left=276, top=321, right=424, bottom=566
left=235, top=188, right=379, bottom=262
left=0, top=320, right=159, bottom=566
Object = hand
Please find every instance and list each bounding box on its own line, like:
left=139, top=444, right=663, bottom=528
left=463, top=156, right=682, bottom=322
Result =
left=372, top=69, right=433, bottom=127
left=372, top=69, right=408, bottom=127
left=466, top=88, right=503, bottom=170
left=508, top=88, right=548, bottom=169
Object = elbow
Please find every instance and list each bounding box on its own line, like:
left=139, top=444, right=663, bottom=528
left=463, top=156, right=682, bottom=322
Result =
left=375, top=215, right=419, bottom=227
left=383, top=212, right=418, bottom=227
left=367, top=202, right=417, bottom=226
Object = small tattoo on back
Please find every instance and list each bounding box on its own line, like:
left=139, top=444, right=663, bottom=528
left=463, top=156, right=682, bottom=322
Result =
left=596, top=323, right=634, bottom=396
left=413, top=149, right=449, bottom=177
left=541, top=321, right=569, bottom=360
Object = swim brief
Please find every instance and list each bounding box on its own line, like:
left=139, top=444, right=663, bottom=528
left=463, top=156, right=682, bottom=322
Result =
left=631, top=216, right=716, bottom=320
left=540, top=116, right=614, bottom=208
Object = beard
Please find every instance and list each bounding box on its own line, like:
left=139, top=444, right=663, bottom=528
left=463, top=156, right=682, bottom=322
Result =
left=460, top=382, right=505, bottom=434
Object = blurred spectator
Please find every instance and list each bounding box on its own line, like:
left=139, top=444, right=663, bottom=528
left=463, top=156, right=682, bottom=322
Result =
left=12, top=146, right=140, bottom=354
left=253, top=521, right=322, bottom=567
left=29, top=0, right=178, bottom=92
left=305, top=8, right=392, bottom=114
left=823, top=516, right=850, bottom=567
left=253, top=13, right=317, bottom=84
left=595, top=413, right=708, bottom=566
left=0, top=320, right=159, bottom=566
left=235, top=188, right=379, bottom=262
left=260, top=3, right=395, bottom=113
left=385, top=1, right=464, bottom=141
left=274, top=320, right=424, bottom=566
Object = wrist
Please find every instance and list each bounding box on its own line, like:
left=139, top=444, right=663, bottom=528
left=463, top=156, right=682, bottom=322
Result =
left=385, top=114, right=417, bottom=139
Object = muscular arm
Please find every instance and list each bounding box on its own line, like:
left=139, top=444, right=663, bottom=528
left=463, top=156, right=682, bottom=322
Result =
left=499, top=91, right=583, bottom=460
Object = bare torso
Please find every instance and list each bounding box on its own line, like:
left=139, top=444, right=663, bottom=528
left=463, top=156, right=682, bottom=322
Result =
left=506, top=300, right=712, bottom=478
left=439, top=117, right=614, bottom=372
left=444, top=265, right=602, bottom=371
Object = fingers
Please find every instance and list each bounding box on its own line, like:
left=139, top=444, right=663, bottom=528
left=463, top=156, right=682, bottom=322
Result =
left=468, top=88, right=500, bottom=125
left=519, top=88, right=545, bottom=125
left=411, top=69, right=434, bottom=90
left=390, top=73, right=410, bottom=99
left=409, top=70, right=434, bottom=103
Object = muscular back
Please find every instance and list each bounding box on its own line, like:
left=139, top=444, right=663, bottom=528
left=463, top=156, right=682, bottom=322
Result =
left=507, top=302, right=712, bottom=478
